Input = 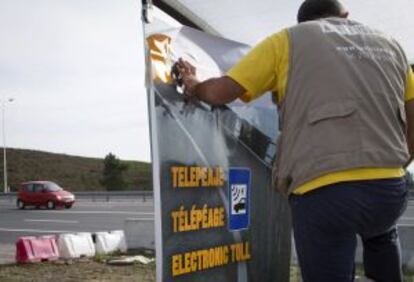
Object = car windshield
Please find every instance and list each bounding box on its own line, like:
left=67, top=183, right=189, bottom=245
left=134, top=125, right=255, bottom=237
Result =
left=43, top=182, right=63, bottom=192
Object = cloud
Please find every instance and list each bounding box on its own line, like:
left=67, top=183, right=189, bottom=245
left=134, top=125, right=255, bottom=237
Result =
left=1, top=0, right=412, bottom=162
left=0, top=0, right=151, bottom=161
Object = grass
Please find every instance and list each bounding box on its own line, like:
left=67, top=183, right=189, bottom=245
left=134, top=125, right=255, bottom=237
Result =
left=0, top=251, right=156, bottom=282
left=1, top=148, right=152, bottom=191
left=1, top=260, right=412, bottom=281
left=0, top=259, right=155, bottom=282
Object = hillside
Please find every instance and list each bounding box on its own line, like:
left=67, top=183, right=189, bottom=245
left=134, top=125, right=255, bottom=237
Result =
left=0, top=148, right=152, bottom=192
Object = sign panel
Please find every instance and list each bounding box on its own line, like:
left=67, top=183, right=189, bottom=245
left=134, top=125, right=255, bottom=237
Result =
left=143, top=7, right=291, bottom=282
left=228, top=168, right=250, bottom=231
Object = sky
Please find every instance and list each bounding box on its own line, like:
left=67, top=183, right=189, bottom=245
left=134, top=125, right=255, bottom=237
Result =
left=172, top=0, right=414, bottom=60
left=0, top=0, right=413, bottom=163
left=0, top=0, right=149, bottom=161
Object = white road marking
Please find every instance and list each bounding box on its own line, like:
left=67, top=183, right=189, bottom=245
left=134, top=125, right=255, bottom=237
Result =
left=400, top=217, right=414, bottom=221
left=24, top=219, right=79, bottom=224
left=0, top=217, right=155, bottom=233
left=34, top=211, right=154, bottom=215
left=0, top=228, right=73, bottom=233
left=126, top=217, right=154, bottom=221
left=0, top=254, right=14, bottom=258
left=397, top=223, right=414, bottom=227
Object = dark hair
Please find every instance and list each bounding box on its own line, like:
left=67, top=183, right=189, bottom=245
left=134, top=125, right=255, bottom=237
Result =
left=297, top=0, right=345, bottom=23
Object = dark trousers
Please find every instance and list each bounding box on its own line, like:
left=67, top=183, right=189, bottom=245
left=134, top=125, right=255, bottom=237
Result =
left=289, top=177, right=408, bottom=282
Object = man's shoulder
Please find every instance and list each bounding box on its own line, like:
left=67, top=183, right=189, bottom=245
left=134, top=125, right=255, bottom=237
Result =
left=267, top=28, right=289, bottom=45
left=287, top=18, right=394, bottom=42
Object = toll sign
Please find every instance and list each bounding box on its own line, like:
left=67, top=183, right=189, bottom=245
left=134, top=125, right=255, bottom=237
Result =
left=228, top=168, right=250, bottom=231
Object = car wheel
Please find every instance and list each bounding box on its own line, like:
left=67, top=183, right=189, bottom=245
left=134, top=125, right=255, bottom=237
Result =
left=65, top=204, right=72, bottom=209
left=17, top=200, right=25, bottom=210
left=46, top=200, right=55, bottom=210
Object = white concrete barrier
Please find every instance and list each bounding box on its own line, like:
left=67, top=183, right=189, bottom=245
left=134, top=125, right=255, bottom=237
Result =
left=57, top=233, right=95, bottom=259
left=124, top=218, right=155, bottom=250
left=95, top=230, right=127, bottom=255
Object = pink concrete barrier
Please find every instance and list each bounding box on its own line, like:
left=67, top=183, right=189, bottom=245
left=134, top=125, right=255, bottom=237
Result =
left=15, top=236, right=59, bottom=263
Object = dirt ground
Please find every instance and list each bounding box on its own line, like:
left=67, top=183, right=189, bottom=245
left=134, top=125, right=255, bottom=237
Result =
left=1, top=260, right=413, bottom=282
left=0, top=259, right=155, bottom=282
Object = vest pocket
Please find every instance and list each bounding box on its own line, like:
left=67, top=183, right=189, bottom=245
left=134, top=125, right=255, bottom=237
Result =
left=307, top=101, right=360, bottom=156
left=308, top=101, right=356, bottom=124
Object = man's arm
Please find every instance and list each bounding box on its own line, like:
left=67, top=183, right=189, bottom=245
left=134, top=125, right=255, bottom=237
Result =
left=190, top=76, right=245, bottom=106
left=406, top=99, right=414, bottom=162
left=405, top=65, right=414, bottom=166
left=176, top=58, right=246, bottom=106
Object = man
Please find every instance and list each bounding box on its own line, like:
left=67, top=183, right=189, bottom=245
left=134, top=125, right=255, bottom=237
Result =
left=175, top=0, right=414, bottom=281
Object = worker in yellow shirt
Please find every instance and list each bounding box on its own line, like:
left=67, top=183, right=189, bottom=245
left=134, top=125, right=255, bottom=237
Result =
left=175, top=0, right=414, bottom=281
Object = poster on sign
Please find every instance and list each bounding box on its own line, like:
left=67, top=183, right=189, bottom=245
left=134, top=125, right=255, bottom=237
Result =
left=142, top=4, right=291, bottom=281
left=228, top=168, right=250, bottom=231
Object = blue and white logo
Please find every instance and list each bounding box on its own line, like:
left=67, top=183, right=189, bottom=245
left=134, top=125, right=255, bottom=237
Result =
left=228, top=168, right=250, bottom=231
left=231, top=184, right=247, bottom=215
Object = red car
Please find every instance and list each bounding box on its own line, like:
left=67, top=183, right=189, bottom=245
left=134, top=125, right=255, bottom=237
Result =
left=17, top=181, right=75, bottom=209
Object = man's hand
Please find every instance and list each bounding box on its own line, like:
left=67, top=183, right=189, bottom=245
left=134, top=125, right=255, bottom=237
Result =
left=174, top=57, right=246, bottom=106
left=176, top=58, right=200, bottom=96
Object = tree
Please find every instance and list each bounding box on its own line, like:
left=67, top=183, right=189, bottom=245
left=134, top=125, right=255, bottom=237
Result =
left=100, top=153, right=128, bottom=191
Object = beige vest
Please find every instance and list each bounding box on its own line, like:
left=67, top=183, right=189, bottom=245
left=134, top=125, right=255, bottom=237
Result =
left=273, top=18, right=410, bottom=195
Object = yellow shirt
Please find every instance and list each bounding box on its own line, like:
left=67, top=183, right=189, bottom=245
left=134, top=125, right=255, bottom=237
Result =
left=227, top=29, right=414, bottom=195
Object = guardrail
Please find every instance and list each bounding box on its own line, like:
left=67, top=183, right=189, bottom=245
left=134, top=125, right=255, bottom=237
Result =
left=74, top=191, right=153, bottom=202
left=0, top=191, right=153, bottom=203
left=0, top=190, right=411, bottom=202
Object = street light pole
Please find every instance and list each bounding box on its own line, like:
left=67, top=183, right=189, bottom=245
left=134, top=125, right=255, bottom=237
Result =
left=2, top=98, right=14, bottom=194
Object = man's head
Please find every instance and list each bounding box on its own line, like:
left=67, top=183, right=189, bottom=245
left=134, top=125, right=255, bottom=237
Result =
left=297, top=0, right=348, bottom=23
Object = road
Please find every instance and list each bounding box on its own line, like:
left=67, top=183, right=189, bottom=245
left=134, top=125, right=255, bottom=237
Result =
left=0, top=199, right=412, bottom=264
left=0, top=199, right=154, bottom=264
left=401, top=200, right=414, bottom=225
left=0, top=199, right=412, bottom=241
